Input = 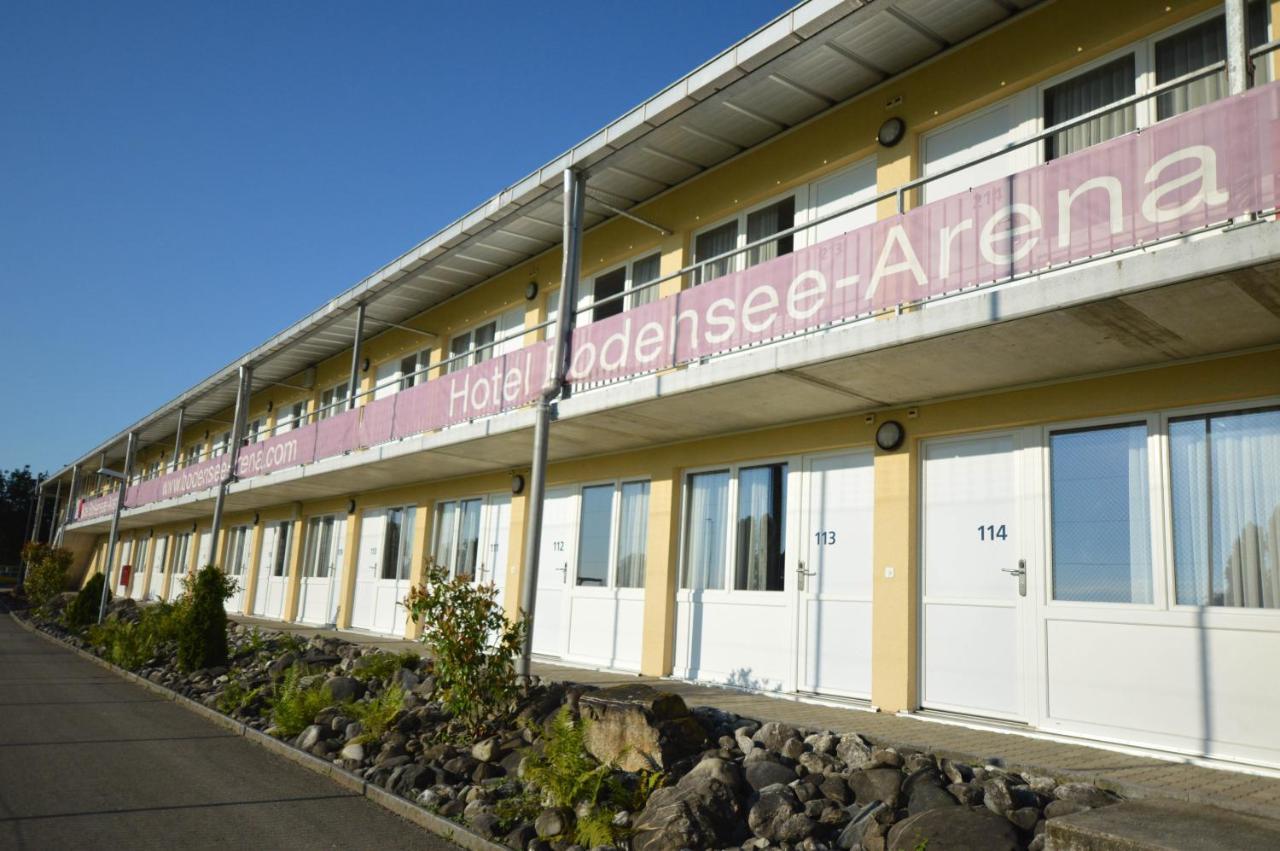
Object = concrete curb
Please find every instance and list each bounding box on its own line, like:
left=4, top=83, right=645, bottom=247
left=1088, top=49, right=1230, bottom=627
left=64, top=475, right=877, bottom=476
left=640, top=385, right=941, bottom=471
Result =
left=10, top=612, right=506, bottom=851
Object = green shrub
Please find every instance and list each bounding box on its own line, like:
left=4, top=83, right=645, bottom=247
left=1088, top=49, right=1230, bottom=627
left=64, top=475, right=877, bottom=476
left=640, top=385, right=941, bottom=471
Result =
left=405, top=560, right=527, bottom=735
left=65, top=573, right=108, bottom=630
left=176, top=565, right=234, bottom=673
left=345, top=684, right=405, bottom=742
left=217, top=680, right=263, bottom=715
left=22, top=542, right=72, bottom=610
left=269, top=665, right=335, bottom=736
left=352, top=650, right=420, bottom=682
left=85, top=600, right=187, bottom=670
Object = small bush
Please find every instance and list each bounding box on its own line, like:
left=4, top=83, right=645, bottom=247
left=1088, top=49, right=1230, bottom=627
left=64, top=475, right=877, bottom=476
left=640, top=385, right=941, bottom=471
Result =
left=23, top=542, right=72, bottom=610
left=405, top=560, right=527, bottom=735
left=352, top=650, right=420, bottom=682
left=217, top=680, right=263, bottom=715
left=269, top=665, right=335, bottom=736
left=345, top=684, right=405, bottom=743
left=176, top=565, right=234, bottom=673
left=65, top=573, right=109, bottom=630
left=86, top=600, right=188, bottom=669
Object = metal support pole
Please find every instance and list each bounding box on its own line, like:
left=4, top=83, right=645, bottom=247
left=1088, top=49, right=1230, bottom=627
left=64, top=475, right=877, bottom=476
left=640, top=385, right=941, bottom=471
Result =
left=209, top=364, right=253, bottom=563
left=97, top=433, right=136, bottom=624
left=18, top=475, right=44, bottom=589
left=31, top=482, right=47, bottom=546
left=517, top=168, right=585, bottom=678
left=347, top=303, right=366, bottom=411
left=47, top=478, right=63, bottom=545
left=1226, top=0, right=1251, bottom=95
left=171, top=406, right=185, bottom=471
left=57, top=464, right=80, bottom=546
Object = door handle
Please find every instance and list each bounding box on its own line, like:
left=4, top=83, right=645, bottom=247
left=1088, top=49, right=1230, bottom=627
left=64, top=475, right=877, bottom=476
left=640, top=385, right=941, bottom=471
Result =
left=796, top=559, right=815, bottom=591
left=1002, top=559, right=1027, bottom=597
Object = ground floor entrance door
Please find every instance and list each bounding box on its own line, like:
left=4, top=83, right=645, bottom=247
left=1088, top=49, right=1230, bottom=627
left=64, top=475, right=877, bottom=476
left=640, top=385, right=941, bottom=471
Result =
left=252, top=521, right=291, bottom=620
left=146, top=536, right=168, bottom=601
left=197, top=527, right=213, bottom=570
left=350, top=505, right=416, bottom=635
left=165, top=533, right=191, bottom=601
left=224, top=526, right=252, bottom=614
left=798, top=450, right=875, bottom=699
left=298, top=515, right=345, bottom=626
left=920, top=432, right=1029, bottom=721
left=532, top=487, right=575, bottom=657
left=477, top=494, right=511, bottom=597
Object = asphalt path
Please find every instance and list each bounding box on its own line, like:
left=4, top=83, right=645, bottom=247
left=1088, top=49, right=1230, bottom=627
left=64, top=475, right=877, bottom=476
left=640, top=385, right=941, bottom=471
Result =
left=0, top=598, right=458, bottom=850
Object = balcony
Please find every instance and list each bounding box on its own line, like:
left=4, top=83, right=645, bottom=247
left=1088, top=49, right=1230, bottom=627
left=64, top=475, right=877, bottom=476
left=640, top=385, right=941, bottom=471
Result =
left=70, top=77, right=1280, bottom=532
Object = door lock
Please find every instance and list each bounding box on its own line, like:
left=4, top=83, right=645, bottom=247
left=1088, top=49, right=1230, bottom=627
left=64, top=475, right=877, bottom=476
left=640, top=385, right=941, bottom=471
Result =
left=1001, top=559, right=1027, bottom=597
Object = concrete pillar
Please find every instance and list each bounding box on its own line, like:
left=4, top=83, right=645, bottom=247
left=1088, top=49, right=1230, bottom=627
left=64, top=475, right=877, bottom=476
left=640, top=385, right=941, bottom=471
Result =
left=404, top=501, right=431, bottom=640
left=335, top=510, right=362, bottom=629
left=870, top=440, right=917, bottom=713
left=504, top=491, right=528, bottom=620
left=639, top=468, right=681, bottom=677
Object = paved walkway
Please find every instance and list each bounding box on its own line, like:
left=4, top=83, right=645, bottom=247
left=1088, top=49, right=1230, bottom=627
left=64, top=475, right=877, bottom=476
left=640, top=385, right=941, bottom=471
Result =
left=0, top=602, right=456, bottom=851
left=235, top=613, right=1280, bottom=823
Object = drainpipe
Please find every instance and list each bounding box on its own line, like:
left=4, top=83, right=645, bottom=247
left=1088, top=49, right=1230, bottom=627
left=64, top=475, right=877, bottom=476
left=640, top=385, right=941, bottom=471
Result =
left=517, top=168, right=585, bottom=678
left=208, top=364, right=253, bottom=565
left=97, top=432, right=137, bottom=624
left=57, top=464, right=80, bottom=547
left=171, top=406, right=185, bottom=472
left=347, top=303, right=366, bottom=411
left=1225, top=0, right=1251, bottom=96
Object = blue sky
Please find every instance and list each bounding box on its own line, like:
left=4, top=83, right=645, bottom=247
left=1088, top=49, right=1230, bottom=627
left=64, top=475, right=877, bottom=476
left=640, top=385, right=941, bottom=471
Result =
left=0, top=1, right=791, bottom=474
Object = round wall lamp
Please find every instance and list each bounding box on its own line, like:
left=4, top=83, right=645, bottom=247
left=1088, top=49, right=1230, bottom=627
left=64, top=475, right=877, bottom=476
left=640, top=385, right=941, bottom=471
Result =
left=266, top=400, right=274, bottom=413
left=877, top=116, right=906, bottom=148
left=875, top=420, right=905, bottom=452
left=525, top=281, right=539, bottom=301
left=361, top=357, right=370, bottom=372
left=347, top=498, right=357, bottom=515
left=511, top=473, right=526, bottom=495
left=252, top=512, right=260, bottom=526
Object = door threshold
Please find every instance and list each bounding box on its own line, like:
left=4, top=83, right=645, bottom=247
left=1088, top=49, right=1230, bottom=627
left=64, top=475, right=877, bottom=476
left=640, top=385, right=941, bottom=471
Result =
left=911, top=707, right=1030, bottom=732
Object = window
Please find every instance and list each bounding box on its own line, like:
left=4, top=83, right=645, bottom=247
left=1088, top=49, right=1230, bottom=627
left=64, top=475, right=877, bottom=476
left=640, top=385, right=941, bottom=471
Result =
left=809, top=159, right=877, bottom=242
left=581, top=252, right=662, bottom=323
left=270, top=521, right=292, bottom=577
left=227, top=527, right=251, bottom=577
left=273, top=402, right=307, bottom=435
left=211, top=431, right=231, bottom=457
left=244, top=418, right=264, bottom=445
left=682, top=470, right=730, bottom=590
left=1049, top=424, right=1153, bottom=604
left=1044, top=54, right=1137, bottom=160
left=380, top=506, right=416, bottom=581
left=692, top=195, right=798, bottom=286
left=1170, top=407, right=1280, bottom=608
left=616, top=481, right=649, bottom=589
left=318, top=381, right=349, bottom=420
left=735, top=463, right=787, bottom=591
left=576, top=485, right=614, bottom=586
left=183, top=445, right=202, bottom=468
left=567, top=480, right=650, bottom=588
left=374, top=349, right=431, bottom=400
left=1155, top=2, right=1269, bottom=120
left=448, top=307, right=523, bottom=373
left=169, top=533, right=190, bottom=575
left=303, top=515, right=338, bottom=577
left=434, top=498, right=483, bottom=581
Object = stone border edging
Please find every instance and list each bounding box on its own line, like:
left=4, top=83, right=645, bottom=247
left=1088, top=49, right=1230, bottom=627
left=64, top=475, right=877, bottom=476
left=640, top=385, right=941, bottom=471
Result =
left=9, top=612, right=505, bottom=851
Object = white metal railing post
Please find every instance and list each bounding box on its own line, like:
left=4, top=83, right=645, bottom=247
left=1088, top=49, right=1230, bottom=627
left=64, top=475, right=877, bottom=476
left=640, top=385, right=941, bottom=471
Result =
left=208, top=364, right=253, bottom=566
left=97, top=432, right=136, bottom=624
left=517, top=168, right=585, bottom=678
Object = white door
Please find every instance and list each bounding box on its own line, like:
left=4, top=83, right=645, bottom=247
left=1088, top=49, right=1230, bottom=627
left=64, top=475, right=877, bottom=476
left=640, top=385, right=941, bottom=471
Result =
left=129, top=540, right=148, bottom=600
left=799, top=450, right=875, bottom=699
left=117, top=540, right=134, bottom=597
left=298, top=516, right=346, bottom=625
left=224, top=527, right=252, bottom=613
left=147, top=537, right=168, bottom=601
left=532, top=487, right=576, bottom=657
left=252, top=522, right=291, bottom=619
left=166, top=534, right=191, bottom=601
left=478, top=494, right=512, bottom=600
left=197, top=527, right=213, bottom=569
left=351, top=510, right=386, bottom=631
left=921, top=433, right=1028, bottom=720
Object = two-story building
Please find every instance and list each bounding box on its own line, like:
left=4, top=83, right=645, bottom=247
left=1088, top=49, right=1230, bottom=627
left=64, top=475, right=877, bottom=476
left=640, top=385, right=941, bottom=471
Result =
left=38, top=0, right=1280, bottom=772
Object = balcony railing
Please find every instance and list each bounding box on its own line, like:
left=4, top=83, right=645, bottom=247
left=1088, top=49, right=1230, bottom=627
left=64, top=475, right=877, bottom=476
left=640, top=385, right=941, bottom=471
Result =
left=76, top=52, right=1280, bottom=522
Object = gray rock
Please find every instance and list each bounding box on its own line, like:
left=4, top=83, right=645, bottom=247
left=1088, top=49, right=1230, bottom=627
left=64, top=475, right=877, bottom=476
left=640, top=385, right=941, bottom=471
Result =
left=470, top=812, right=500, bottom=837
left=745, top=758, right=798, bottom=791
left=1024, top=773, right=1057, bottom=795
left=870, top=747, right=902, bottom=769
left=941, top=759, right=971, bottom=786
left=948, top=782, right=983, bottom=806
left=1008, top=806, right=1041, bottom=831
left=296, top=724, right=327, bottom=751
left=734, top=729, right=756, bottom=755
left=267, top=652, right=298, bottom=679
left=799, top=750, right=839, bottom=776
left=819, top=775, right=852, bottom=805
left=836, top=801, right=887, bottom=850
left=754, top=721, right=801, bottom=753
left=323, top=676, right=364, bottom=703
left=1044, top=799, right=1091, bottom=819
left=344, top=721, right=363, bottom=741
left=535, top=808, right=571, bottom=839
left=848, top=768, right=904, bottom=808
left=836, top=733, right=874, bottom=771
left=631, top=757, right=746, bottom=851
left=747, top=784, right=800, bottom=842
left=339, top=741, right=365, bottom=763
left=907, top=780, right=959, bottom=815
left=1053, top=782, right=1116, bottom=808
left=503, top=823, right=536, bottom=850
left=983, top=776, right=1036, bottom=815
left=471, top=737, right=499, bottom=763
left=886, top=805, right=1021, bottom=851
left=577, top=684, right=709, bottom=772
left=806, top=732, right=838, bottom=755
left=781, top=737, right=807, bottom=761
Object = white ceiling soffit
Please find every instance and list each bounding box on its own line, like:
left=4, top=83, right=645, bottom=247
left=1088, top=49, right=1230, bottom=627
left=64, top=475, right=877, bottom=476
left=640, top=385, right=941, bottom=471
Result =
left=58, top=0, right=1041, bottom=477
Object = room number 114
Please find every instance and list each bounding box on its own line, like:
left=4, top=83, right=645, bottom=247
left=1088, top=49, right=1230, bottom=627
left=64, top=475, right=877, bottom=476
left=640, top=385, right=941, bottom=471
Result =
left=978, top=524, right=1008, bottom=541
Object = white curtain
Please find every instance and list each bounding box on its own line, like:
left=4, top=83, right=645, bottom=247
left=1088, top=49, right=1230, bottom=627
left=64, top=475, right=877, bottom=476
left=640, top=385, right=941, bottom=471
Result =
left=1155, top=4, right=1269, bottom=120
left=746, top=198, right=795, bottom=267
left=735, top=467, right=772, bottom=591
left=1126, top=430, right=1153, bottom=604
left=694, top=222, right=738, bottom=285
left=616, top=481, right=650, bottom=588
left=456, top=499, right=482, bottom=581
left=434, top=502, right=457, bottom=573
left=683, top=471, right=728, bottom=590
left=398, top=506, right=416, bottom=581
left=1172, top=410, right=1280, bottom=608
left=630, top=254, right=661, bottom=308
left=1045, top=54, right=1136, bottom=159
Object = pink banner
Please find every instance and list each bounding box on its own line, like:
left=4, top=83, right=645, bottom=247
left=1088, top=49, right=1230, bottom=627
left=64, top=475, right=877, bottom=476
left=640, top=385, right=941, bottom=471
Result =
left=77, top=83, right=1280, bottom=522
left=77, top=493, right=117, bottom=521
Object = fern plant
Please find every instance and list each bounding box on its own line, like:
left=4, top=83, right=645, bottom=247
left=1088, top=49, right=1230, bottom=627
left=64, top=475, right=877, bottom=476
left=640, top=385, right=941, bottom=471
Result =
left=344, top=684, right=405, bottom=743
left=269, top=665, right=336, bottom=736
